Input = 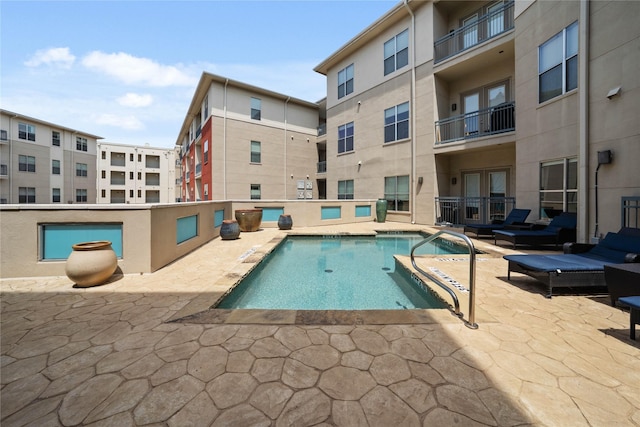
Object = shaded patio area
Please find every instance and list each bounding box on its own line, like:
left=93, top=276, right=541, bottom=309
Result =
left=1, top=222, right=639, bottom=426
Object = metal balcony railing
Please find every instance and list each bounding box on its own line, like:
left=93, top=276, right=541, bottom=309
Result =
left=317, top=123, right=326, bottom=137
left=434, top=1, right=514, bottom=63
left=317, top=161, right=327, bottom=174
left=435, top=196, right=516, bottom=226
left=435, top=102, right=515, bottom=145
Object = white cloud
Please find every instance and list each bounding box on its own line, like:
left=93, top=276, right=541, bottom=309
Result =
left=117, top=93, right=153, bottom=108
left=82, top=51, right=197, bottom=87
left=95, top=113, right=145, bottom=131
left=25, top=47, right=76, bottom=69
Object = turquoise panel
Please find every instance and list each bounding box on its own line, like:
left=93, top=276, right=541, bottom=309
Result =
left=214, top=209, right=225, bottom=228
left=42, top=224, right=123, bottom=260
left=355, top=205, right=371, bottom=217
left=261, top=207, right=284, bottom=222
left=321, top=206, right=341, bottom=220
left=177, top=215, right=198, bottom=244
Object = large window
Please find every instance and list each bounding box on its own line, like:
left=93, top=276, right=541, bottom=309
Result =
left=18, top=155, right=36, bottom=172
left=384, top=175, right=410, bottom=211
left=19, top=187, right=36, bottom=204
left=76, top=163, right=88, bottom=177
left=76, top=189, right=88, bottom=203
left=250, top=141, right=261, bottom=163
left=539, top=21, right=578, bottom=103
left=204, top=140, right=209, bottom=163
left=52, top=160, right=60, bottom=175
left=337, top=180, right=354, bottom=199
left=251, top=97, right=261, bottom=120
left=250, top=184, right=261, bottom=200
left=338, top=122, right=354, bottom=154
left=384, top=102, right=410, bottom=143
left=52, top=131, right=60, bottom=146
left=539, top=158, right=577, bottom=219
left=76, top=136, right=88, bottom=151
left=384, top=29, right=409, bottom=75
left=18, top=123, right=36, bottom=141
left=338, top=64, right=354, bottom=99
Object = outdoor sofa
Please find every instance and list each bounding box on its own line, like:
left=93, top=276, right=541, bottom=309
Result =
left=463, top=208, right=531, bottom=238
left=504, top=227, right=640, bottom=298
left=494, top=212, right=577, bottom=249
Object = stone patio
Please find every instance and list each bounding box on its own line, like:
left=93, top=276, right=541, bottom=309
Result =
left=1, top=223, right=639, bottom=426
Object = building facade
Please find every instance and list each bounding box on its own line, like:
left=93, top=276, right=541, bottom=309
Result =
left=96, top=142, right=179, bottom=204
left=175, top=73, right=321, bottom=202
left=0, top=109, right=101, bottom=204
left=314, top=0, right=640, bottom=240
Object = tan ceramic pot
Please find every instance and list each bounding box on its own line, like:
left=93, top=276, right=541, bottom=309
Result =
left=65, top=241, right=117, bottom=287
left=235, top=209, right=263, bottom=232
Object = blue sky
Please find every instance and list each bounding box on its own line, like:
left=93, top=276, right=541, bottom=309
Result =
left=1, top=0, right=397, bottom=148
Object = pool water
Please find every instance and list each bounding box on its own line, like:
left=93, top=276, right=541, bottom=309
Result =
left=217, top=233, right=466, bottom=310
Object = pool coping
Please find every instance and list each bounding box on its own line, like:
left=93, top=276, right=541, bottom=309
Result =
left=169, top=228, right=501, bottom=326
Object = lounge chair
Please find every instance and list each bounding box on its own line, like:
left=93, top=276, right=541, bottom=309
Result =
left=503, top=227, right=640, bottom=298
left=493, top=212, right=577, bottom=249
left=463, top=208, right=531, bottom=238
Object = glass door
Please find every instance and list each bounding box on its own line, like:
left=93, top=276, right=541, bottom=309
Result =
left=462, top=14, right=478, bottom=49
left=489, top=171, right=507, bottom=220
left=487, top=1, right=505, bottom=38
left=464, top=93, right=480, bottom=135
left=464, top=173, right=481, bottom=221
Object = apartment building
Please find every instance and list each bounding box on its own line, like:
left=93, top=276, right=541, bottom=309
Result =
left=96, top=142, right=179, bottom=204
left=175, top=72, right=321, bottom=202
left=0, top=109, right=101, bottom=204
left=314, top=0, right=640, bottom=240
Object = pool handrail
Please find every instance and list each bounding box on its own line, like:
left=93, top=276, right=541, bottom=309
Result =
left=410, top=230, right=478, bottom=329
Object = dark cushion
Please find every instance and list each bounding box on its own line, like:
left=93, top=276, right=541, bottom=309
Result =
left=495, top=230, right=556, bottom=238
left=504, top=254, right=609, bottom=272
left=548, top=212, right=577, bottom=229
left=599, top=232, right=640, bottom=254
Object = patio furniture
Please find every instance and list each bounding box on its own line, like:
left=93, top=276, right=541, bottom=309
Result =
left=605, top=260, right=640, bottom=306
left=463, top=208, right=531, bottom=238
left=494, top=212, right=577, bottom=249
left=618, top=296, right=640, bottom=340
left=503, top=227, right=640, bottom=298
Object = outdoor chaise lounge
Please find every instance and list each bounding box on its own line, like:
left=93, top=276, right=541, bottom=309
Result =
left=463, top=208, right=531, bottom=238
left=504, top=227, right=640, bottom=298
left=494, top=212, right=577, bottom=249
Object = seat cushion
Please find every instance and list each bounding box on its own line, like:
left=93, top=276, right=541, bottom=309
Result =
left=495, top=230, right=556, bottom=238
left=504, top=254, right=610, bottom=272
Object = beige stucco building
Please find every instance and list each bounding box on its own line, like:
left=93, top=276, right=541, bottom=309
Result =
left=314, top=0, right=640, bottom=240
left=96, top=142, right=179, bottom=204
left=0, top=109, right=101, bottom=204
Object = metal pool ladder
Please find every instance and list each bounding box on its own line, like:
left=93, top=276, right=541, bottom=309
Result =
left=410, top=230, right=478, bottom=329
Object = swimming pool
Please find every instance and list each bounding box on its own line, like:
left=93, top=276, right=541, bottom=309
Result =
left=215, top=233, right=467, bottom=310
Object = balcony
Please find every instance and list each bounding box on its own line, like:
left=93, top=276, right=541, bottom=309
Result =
left=195, top=163, right=202, bottom=177
left=317, top=123, right=326, bottom=137
left=110, top=171, right=126, bottom=186
left=145, top=155, right=160, bottom=169
left=434, top=1, right=514, bottom=64
left=435, top=196, right=516, bottom=226
left=317, top=161, right=327, bottom=174
left=0, top=164, right=7, bottom=178
left=146, top=173, right=160, bottom=186
left=435, top=102, right=515, bottom=145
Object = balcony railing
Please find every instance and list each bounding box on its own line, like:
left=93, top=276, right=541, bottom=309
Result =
left=317, top=123, right=327, bottom=137
left=0, top=164, right=7, bottom=176
left=195, top=163, right=202, bottom=176
left=317, top=161, right=327, bottom=174
left=435, top=196, right=516, bottom=226
left=434, top=1, right=514, bottom=63
left=435, top=101, right=515, bottom=145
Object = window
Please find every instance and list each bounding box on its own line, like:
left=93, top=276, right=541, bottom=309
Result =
left=384, top=175, right=410, bottom=211
left=76, top=136, right=88, bottom=151
left=138, top=154, right=142, bottom=162
left=18, top=155, right=36, bottom=172
left=338, top=122, right=354, bottom=154
left=204, top=140, right=209, bottom=163
left=338, top=64, right=354, bottom=99
left=539, top=158, right=577, bottom=218
left=129, top=171, right=134, bottom=180
left=76, top=163, right=87, bottom=177
left=130, top=153, right=134, bottom=161
left=52, top=160, right=61, bottom=175
left=101, top=151, right=106, bottom=159
left=138, top=172, right=142, bottom=180
left=204, top=95, right=209, bottom=118
left=384, top=29, right=409, bottom=75
left=102, top=189, right=106, bottom=198
left=52, top=131, right=61, bottom=146
left=251, top=97, right=261, bottom=120
left=52, top=188, right=61, bottom=203
left=138, top=190, right=142, bottom=198
left=250, top=141, right=261, bottom=163
left=384, top=102, right=410, bottom=143
left=129, top=189, right=134, bottom=198
left=337, top=180, right=354, bottom=199
left=19, top=187, right=36, bottom=203
left=250, top=184, right=261, bottom=200
left=18, top=123, right=36, bottom=141
left=539, top=21, right=578, bottom=103
left=76, top=189, right=87, bottom=203
left=101, top=170, right=106, bottom=179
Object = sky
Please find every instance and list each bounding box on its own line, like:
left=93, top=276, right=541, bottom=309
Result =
left=1, top=0, right=398, bottom=149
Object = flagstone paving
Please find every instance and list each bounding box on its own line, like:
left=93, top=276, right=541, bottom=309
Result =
left=1, top=223, right=639, bottom=426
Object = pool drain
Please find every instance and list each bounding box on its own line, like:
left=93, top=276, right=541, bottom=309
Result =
left=325, top=269, right=333, bottom=273
left=381, top=267, right=391, bottom=271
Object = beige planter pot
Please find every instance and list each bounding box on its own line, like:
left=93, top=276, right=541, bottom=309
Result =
left=65, top=241, right=118, bottom=287
left=235, top=209, right=263, bottom=232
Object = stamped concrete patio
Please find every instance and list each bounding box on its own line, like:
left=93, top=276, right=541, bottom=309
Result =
left=1, top=223, right=639, bottom=426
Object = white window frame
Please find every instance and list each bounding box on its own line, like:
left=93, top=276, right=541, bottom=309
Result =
left=384, top=29, right=409, bottom=76
left=338, top=122, right=354, bottom=154
left=384, top=102, right=410, bottom=143
left=18, top=155, right=36, bottom=172
left=539, top=158, right=577, bottom=219
left=251, top=97, right=261, bottom=120
left=338, top=64, right=354, bottom=99
left=538, top=21, right=578, bottom=103
left=76, top=136, right=88, bottom=152
left=337, top=180, right=354, bottom=199
left=18, top=123, right=36, bottom=141
left=250, top=141, right=261, bottom=163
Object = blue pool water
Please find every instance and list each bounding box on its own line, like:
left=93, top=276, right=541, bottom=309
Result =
left=217, top=233, right=466, bottom=310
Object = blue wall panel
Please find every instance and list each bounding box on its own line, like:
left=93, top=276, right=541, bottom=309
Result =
left=214, top=210, right=225, bottom=228
left=355, top=205, right=371, bottom=217
left=42, top=224, right=123, bottom=260
left=261, top=207, right=284, bottom=222
left=321, top=206, right=341, bottom=220
left=177, top=215, right=198, bottom=244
